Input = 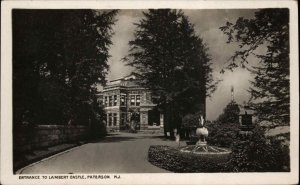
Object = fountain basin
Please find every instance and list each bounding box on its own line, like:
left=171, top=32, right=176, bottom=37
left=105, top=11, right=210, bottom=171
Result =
left=180, top=145, right=231, bottom=155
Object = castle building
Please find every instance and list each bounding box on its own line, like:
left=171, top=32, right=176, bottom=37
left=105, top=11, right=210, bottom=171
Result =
left=99, top=74, right=164, bottom=132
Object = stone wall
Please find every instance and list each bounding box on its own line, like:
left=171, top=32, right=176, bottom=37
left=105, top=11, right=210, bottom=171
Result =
left=14, top=125, right=88, bottom=153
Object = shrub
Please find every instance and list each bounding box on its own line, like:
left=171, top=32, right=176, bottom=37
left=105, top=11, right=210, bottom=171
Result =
left=225, top=126, right=290, bottom=172
left=217, top=101, right=240, bottom=124
left=88, top=113, right=107, bottom=140
left=182, top=113, right=199, bottom=129
left=181, top=112, right=203, bottom=140
left=206, top=121, right=240, bottom=148
left=148, top=145, right=230, bottom=172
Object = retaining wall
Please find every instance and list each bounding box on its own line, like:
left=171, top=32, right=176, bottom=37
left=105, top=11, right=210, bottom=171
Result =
left=14, top=125, right=88, bottom=153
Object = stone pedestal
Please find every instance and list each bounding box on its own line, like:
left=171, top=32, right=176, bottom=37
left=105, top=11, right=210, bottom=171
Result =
left=196, top=141, right=207, bottom=146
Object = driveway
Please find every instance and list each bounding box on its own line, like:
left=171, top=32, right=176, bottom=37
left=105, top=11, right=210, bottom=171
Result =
left=18, top=132, right=181, bottom=174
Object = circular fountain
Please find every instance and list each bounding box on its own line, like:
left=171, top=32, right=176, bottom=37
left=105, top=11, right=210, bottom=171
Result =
left=148, top=115, right=231, bottom=172
left=180, top=116, right=231, bottom=155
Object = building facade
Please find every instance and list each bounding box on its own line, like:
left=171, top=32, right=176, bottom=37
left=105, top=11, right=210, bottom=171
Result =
left=99, top=74, right=164, bottom=132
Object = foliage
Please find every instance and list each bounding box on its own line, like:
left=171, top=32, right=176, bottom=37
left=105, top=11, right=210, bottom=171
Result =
left=205, top=101, right=240, bottom=147
left=13, top=10, right=118, bottom=127
left=226, top=126, right=290, bottom=172
left=88, top=98, right=107, bottom=140
left=181, top=112, right=203, bottom=140
left=217, top=101, right=240, bottom=124
left=149, top=127, right=289, bottom=172
left=219, top=9, right=289, bottom=125
left=206, top=121, right=240, bottom=148
left=124, top=9, right=217, bottom=131
left=148, top=145, right=230, bottom=172
left=182, top=111, right=203, bottom=128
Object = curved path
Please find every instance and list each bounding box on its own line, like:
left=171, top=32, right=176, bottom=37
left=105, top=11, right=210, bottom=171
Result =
left=19, top=132, right=180, bottom=174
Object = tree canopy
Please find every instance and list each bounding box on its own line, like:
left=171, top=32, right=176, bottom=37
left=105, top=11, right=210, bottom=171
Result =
left=124, top=9, right=217, bottom=131
left=219, top=9, right=289, bottom=126
left=13, top=10, right=118, bottom=125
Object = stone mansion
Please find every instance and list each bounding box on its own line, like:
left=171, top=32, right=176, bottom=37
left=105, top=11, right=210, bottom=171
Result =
left=98, top=74, right=164, bottom=132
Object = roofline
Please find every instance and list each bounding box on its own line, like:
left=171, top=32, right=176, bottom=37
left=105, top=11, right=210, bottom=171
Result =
left=108, top=72, right=142, bottom=82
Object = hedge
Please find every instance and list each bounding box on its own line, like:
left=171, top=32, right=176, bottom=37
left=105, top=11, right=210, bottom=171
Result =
left=148, top=145, right=230, bottom=172
left=206, top=121, right=240, bottom=148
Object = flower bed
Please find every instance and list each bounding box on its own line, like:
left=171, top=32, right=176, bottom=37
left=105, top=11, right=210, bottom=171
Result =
left=148, top=145, right=230, bottom=172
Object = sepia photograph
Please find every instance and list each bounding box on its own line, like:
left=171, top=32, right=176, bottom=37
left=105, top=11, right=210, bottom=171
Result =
left=1, top=1, right=299, bottom=185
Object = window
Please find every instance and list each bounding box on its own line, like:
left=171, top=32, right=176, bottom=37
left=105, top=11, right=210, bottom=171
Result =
left=108, top=113, right=112, bottom=126
left=113, top=113, right=117, bottom=126
left=130, top=95, right=135, bottom=106
left=109, top=96, right=112, bottom=106
left=104, top=96, right=108, bottom=107
left=113, top=95, right=117, bottom=106
left=129, top=95, right=141, bottom=106
left=136, top=95, right=140, bottom=106
left=120, top=95, right=125, bottom=106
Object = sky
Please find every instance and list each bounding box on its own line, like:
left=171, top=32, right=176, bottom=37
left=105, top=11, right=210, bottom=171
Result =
left=104, top=9, right=259, bottom=121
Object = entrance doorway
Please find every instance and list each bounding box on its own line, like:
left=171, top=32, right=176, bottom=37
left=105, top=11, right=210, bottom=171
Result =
left=148, top=109, right=160, bottom=126
left=130, top=111, right=140, bottom=130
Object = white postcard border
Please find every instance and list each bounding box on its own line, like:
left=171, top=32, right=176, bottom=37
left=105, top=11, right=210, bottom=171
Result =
left=1, top=1, right=298, bottom=184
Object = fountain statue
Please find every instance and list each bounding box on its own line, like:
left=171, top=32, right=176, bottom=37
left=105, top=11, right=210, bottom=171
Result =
left=180, top=115, right=231, bottom=155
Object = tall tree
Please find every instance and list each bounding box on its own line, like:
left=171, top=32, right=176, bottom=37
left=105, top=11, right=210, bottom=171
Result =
left=13, top=10, right=118, bottom=125
left=219, top=9, right=289, bottom=126
left=124, top=9, right=216, bottom=132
